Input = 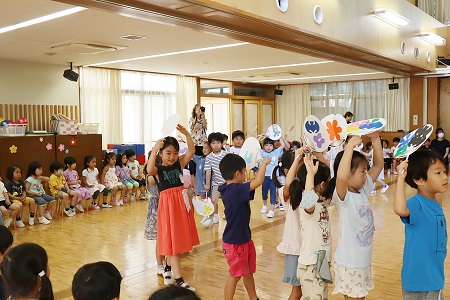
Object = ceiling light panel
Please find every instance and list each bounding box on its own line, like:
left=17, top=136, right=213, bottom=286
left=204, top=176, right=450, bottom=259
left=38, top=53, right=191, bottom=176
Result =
left=419, top=32, right=446, bottom=46
left=373, top=8, right=409, bottom=28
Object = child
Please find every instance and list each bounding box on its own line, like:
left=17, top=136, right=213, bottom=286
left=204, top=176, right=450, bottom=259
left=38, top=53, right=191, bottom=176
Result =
left=203, top=132, right=227, bottom=227
left=219, top=154, right=271, bottom=300
left=382, top=140, right=393, bottom=175
left=81, top=155, right=111, bottom=209
left=72, top=261, right=122, bottom=300
left=102, top=152, right=126, bottom=206
left=223, top=134, right=230, bottom=152
left=25, top=162, right=54, bottom=225
left=147, top=124, right=199, bottom=291
left=331, top=133, right=383, bottom=299
left=290, top=140, right=301, bottom=150
left=5, top=165, right=36, bottom=227
left=391, top=137, right=401, bottom=175
left=366, top=141, right=389, bottom=195
left=0, top=226, right=13, bottom=299
left=230, top=130, right=245, bottom=154
left=125, top=149, right=149, bottom=200
left=260, top=137, right=289, bottom=218
left=394, top=150, right=448, bottom=299
left=63, top=156, right=91, bottom=211
left=274, top=149, right=301, bottom=299
left=193, top=143, right=212, bottom=198
left=1, top=243, right=54, bottom=300
left=292, top=153, right=334, bottom=299
left=116, top=153, right=139, bottom=202
left=0, top=176, right=21, bottom=228
left=48, top=161, right=78, bottom=217
left=420, top=138, right=431, bottom=150
left=149, top=286, right=201, bottom=300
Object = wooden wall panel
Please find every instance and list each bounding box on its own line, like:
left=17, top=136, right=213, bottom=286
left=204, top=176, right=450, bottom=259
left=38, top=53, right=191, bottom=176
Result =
left=427, top=78, right=439, bottom=130
left=410, top=77, right=424, bottom=131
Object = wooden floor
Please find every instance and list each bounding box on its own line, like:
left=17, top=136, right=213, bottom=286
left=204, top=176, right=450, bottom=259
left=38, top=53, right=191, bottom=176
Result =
left=7, top=175, right=450, bottom=300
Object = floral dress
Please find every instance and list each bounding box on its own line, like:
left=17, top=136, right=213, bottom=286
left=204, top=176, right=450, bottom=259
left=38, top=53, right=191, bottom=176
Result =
left=144, top=175, right=159, bottom=240
left=189, top=116, right=207, bottom=146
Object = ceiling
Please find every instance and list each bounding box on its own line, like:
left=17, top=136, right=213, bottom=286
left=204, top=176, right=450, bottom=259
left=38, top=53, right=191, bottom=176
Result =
left=0, top=0, right=396, bottom=85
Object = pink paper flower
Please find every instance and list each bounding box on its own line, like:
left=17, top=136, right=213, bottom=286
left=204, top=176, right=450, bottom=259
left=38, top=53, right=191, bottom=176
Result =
left=46, top=143, right=52, bottom=150
left=58, top=144, right=65, bottom=152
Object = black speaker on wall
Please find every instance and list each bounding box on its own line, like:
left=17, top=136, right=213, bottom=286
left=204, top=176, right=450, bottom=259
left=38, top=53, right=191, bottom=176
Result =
left=388, top=82, right=399, bottom=90
left=63, top=62, right=79, bottom=82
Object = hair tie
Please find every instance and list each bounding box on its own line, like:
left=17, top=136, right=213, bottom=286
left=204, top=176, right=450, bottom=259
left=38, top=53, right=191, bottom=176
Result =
left=294, top=177, right=300, bottom=182
left=38, top=271, right=45, bottom=277
left=278, top=162, right=282, bottom=167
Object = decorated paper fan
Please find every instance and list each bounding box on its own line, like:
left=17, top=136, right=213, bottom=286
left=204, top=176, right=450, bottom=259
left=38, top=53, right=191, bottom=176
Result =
left=160, top=113, right=180, bottom=138
left=239, top=137, right=262, bottom=170
left=393, top=124, right=433, bottom=158
left=265, top=124, right=283, bottom=140
left=303, top=115, right=331, bottom=152
left=346, top=118, right=386, bottom=136
left=321, top=114, right=348, bottom=147
left=192, top=196, right=214, bottom=217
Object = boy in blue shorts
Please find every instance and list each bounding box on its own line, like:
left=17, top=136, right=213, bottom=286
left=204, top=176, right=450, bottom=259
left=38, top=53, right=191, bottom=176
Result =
left=394, top=149, right=448, bottom=300
left=218, top=154, right=270, bottom=300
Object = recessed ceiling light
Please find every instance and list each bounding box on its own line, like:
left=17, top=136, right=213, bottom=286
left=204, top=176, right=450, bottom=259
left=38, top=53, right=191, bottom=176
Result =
left=190, top=61, right=334, bottom=76
left=248, top=72, right=384, bottom=83
left=120, top=34, right=146, bottom=41
left=85, top=42, right=249, bottom=67
left=0, top=7, right=86, bottom=34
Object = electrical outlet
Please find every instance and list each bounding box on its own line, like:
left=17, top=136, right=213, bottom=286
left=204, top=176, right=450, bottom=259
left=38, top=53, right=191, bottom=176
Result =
left=413, top=115, right=418, bottom=125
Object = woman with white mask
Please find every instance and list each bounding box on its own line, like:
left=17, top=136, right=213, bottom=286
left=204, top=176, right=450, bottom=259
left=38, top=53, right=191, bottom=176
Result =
left=431, top=127, right=450, bottom=164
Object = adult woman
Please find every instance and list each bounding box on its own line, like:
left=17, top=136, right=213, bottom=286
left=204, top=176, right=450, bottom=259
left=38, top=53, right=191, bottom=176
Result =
left=431, top=127, right=450, bottom=164
left=189, top=104, right=207, bottom=156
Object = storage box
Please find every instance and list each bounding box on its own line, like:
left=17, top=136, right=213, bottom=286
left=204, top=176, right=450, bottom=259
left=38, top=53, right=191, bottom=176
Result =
left=0, top=124, right=27, bottom=136
left=50, top=120, right=78, bottom=135
left=80, top=123, right=100, bottom=134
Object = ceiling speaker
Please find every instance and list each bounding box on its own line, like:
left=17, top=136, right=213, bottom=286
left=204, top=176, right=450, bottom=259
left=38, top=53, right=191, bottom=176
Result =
left=274, top=89, right=283, bottom=95
left=63, top=68, right=79, bottom=82
left=388, top=83, right=399, bottom=90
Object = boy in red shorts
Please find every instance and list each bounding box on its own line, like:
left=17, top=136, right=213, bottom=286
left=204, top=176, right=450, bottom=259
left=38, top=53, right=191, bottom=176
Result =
left=218, top=154, right=270, bottom=300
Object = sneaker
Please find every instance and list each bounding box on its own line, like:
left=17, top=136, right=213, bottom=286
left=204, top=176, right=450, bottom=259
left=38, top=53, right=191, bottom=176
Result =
left=75, top=204, right=85, bottom=212
left=130, top=194, right=136, bottom=202
left=15, top=219, right=25, bottom=228
left=393, top=170, right=398, bottom=175
left=29, top=215, right=35, bottom=226
left=260, top=205, right=268, bottom=214
left=64, top=209, right=73, bottom=217
left=279, top=203, right=285, bottom=211
left=200, top=215, right=209, bottom=224
left=381, top=184, right=389, bottom=193
left=38, top=217, right=51, bottom=225
left=3, top=218, right=12, bottom=228
left=115, top=200, right=120, bottom=206
left=163, top=271, right=174, bottom=285
left=93, top=204, right=101, bottom=210
left=202, top=217, right=213, bottom=228
left=387, top=169, right=391, bottom=175
left=370, top=189, right=376, bottom=195
left=179, top=282, right=196, bottom=292
left=267, top=210, right=275, bottom=218
left=44, top=211, right=53, bottom=220
left=102, top=203, right=113, bottom=208
left=212, top=215, right=219, bottom=224
left=157, top=265, right=165, bottom=276
left=139, top=194, right=147, bottom=200
left=119, top=199, right=124, bottom=206
left=274, top=203, right=279, bottom=209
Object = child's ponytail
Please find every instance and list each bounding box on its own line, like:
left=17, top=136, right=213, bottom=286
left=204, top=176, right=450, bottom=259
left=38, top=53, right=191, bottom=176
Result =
left=272, top=150, right=295, bottom=188
left=40, top=274, right=54, bottom=300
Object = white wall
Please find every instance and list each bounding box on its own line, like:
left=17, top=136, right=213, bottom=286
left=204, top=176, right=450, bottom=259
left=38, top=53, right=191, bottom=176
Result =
left=0, top=59, right=78, bottom=105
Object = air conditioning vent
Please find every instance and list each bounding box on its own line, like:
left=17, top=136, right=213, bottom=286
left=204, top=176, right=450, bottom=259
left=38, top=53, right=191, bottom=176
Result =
left=48, top=42, right=126, bottom=54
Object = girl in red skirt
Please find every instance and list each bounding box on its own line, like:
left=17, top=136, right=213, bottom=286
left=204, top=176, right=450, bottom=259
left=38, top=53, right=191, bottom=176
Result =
left=147, top=124, right=199, bottom=291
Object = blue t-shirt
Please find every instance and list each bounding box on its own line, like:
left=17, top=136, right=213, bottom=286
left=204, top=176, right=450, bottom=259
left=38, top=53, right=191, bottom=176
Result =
left=219, top=182, right=255, bottom=244
left=400, top=194, right=447, bottom=292
left=260, top=147, right=283, bottom=177
left=193, top=155, right=211, bottom=197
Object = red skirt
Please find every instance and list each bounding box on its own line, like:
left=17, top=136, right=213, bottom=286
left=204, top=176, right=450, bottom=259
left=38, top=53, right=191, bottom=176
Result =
left=157, top=186, right=200, bottom=255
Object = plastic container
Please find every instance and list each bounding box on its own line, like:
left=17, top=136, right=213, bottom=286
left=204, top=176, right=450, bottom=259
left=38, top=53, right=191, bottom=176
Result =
left=0, top=124, right=27, bottom=136
left=80, top=123, right=100, bottom=134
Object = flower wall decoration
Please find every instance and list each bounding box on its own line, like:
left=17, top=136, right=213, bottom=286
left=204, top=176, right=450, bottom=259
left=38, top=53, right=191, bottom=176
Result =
left=9, top=145, right=17, bottom=154
left=70, top=138, right=76, bottom=146
left=58, top=144, right=65, bottom=152
left=46, top=143, right=52, bottom=151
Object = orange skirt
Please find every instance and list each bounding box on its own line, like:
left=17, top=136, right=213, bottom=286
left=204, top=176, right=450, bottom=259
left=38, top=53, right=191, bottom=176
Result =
left=157, top=186, right=200, bottom=256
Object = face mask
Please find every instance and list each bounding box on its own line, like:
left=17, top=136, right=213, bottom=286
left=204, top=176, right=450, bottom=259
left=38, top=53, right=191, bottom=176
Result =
left=438, top=133, right=445, bottom=138
left=58, top=170, right=63, bottom=176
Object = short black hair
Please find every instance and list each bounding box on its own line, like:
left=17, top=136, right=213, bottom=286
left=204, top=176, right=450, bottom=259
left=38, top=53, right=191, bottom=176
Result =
left=72, top=261, right=122, bottom=300
left=49, top=162, right=64, bottom=174
left=149, top=286, right=200, bottom=300
left=382, top=140, right=389, bottom=146
left=231, top=130, right=245, bottom=140
left=393, top=137, right=400, bottom=143
left=208, top=132, right=223, bottom=144
left=63, top=156, right=76, bottom=168
left=124, top=149, right=136, bottom=158
left=219, top=154, right=245, bottom=180
left=290, top=141, right=301, bottom=149
left=263, top=138, right=274, bottom=145
left=6, top=164, right=21, bottom=181
left=344, top=111, right=353, bottom=118
left=0, top=226, right=13, bottom=255
left=436, top=127, right=444, bottom=134
left=223, top=134, right=228, bottom=141
left=405, top=150, right=448, bottom=189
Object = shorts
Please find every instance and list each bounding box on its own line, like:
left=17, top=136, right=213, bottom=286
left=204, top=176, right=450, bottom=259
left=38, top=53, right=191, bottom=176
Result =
left=223, top=240, right=256, bottom=278
left=0, top=201, right=12, bottom=209
left=402, top=290, right=443, bottom=300
left=282, top=255, right=300, bottom=286
left=136, top=178, right=146, bottom=187
left=298, top=264, right=328, bottom=299
left=30, top=194, right=55, bottom=206
left=12, top=197, right=33, bottom=206
left=332, top=263, right=374, bottom=298
left=211, top=185, right=221, bottom=203
left=123, top=178, right=139, bottom=189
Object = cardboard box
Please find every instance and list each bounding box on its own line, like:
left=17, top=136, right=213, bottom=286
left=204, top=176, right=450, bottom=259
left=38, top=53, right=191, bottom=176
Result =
left=50, top=120, right=78, bottom=135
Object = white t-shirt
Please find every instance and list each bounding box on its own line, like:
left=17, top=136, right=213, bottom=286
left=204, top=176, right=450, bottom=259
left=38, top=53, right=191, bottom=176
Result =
left=229, top=146, right=241, bottom=155
left=126, top=160, right=140, bottom=178
left=298, top=199, right=332, bottom=265
left=276, top=187, right=301, bottom=255
left=382, top=147, right=391, bottom=159
left=332, top=178, right=375, bottom=269
left=0, top=181, right=7, bottom=201
left=82, top=168, right=99, bottom=186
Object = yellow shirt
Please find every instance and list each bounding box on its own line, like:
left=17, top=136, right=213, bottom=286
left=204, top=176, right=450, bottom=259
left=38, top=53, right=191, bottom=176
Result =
left=49, top=174, right=66, bottom=197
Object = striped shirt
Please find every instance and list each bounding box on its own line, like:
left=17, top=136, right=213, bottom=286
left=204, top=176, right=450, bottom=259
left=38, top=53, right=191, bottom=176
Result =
left=204, top=150, right=227, bottom=186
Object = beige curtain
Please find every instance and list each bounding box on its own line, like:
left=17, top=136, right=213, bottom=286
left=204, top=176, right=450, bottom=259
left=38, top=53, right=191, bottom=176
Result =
left=176, top=76, right=198, bottom=128
left=79, top=67, right=123, bottom=148
left=385, top=78, right=410, bottom=131
left=437, top=0, right=450, bottom=24
left=276, top=84, right=311, bottom=142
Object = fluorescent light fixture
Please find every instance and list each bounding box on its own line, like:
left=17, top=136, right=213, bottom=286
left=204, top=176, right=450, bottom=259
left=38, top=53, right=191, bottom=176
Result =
left=86, top=42, right=249, bottom=67
left=249, top=72, right=384, bottom=83
left=0, top=7, right=87, bottom=34
left=190, top=61, right=334, bottom=76
left=373, top=8, right=409, bottom=28
left=420, top=32, right=446, bottom=46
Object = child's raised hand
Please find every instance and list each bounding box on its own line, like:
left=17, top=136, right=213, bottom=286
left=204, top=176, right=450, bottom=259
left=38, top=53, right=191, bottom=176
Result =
left=261, top=157, right=271, bottom=166
left=304, top=153, right=318, bottom=175
left=397, top=160, right=408, bottom=178
left=153, top=138, right=165, bottom=150
left=348, top=135, right=362, bottom=149
left=176, top=124, right=190, bottom=136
